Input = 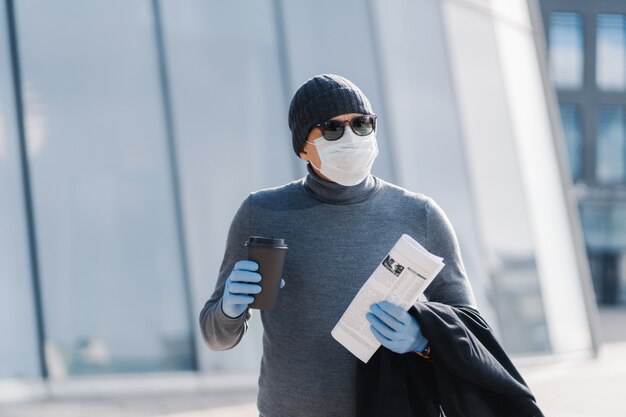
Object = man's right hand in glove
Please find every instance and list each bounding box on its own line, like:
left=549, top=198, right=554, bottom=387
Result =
left=221, top=260, right=285, bottom=318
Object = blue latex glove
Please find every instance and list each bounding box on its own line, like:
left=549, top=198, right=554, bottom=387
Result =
left=221, top=260, right=286, bottom=318
left=366, top=300, right=428, bottom=354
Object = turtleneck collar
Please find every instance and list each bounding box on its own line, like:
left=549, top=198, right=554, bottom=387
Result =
left=301, top=162, right=380, bottom=205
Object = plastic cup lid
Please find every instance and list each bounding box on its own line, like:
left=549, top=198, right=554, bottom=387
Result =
left=246, top=236, right=288, bottom=248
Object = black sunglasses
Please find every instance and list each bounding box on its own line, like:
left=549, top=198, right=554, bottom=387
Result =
left=314, top=114, right=377, bottom=141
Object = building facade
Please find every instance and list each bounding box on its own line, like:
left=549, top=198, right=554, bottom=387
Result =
left=541, top=0, right=626, bottom=305
left=0, top=0, right=600, bottom=401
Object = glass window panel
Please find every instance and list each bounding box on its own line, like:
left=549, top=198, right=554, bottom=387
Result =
left=596, top=106, right=626, bottom=185
left=443, top=2, right=551, bottom=355
left=159, top=0, right=294, bottom=372
left=0, top=0, right=40, bottom=378
left=597, top=13, right=626, bottom=91
left=580, top=203, right=626, bottom=251
left=587, top=251, right=618, bottom=305
left=611, top=206, right=626, bottom=249
left=580, top=203, right=610, bottom=251
left=15, top=0, right=193, bottom=377
left=559, top=104, right=583, bottom=182
left=548, top=12, right=584, bottom=90
left=619, top=253, right=626, bottom=304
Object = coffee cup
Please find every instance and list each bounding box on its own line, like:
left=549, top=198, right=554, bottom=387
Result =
left=244, top=236, right=288, bottom=310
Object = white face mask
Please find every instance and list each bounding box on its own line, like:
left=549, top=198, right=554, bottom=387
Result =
left=306, top=129, right=379, bottom=186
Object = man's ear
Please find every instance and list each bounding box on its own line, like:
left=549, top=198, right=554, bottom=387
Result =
left=299, top=150, right=308, bottom=161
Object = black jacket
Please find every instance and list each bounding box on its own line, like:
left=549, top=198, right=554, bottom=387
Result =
left=356, top=302, right=545, bottom=417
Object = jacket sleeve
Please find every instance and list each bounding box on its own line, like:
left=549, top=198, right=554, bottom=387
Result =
left=423, top=197, right=478, bottom=310
left=198, top=194, right=253, bottom=351
left=413, top=303, right=545, bottom=417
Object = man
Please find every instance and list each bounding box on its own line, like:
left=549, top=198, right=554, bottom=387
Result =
left=199, top=74, right=478, bottom=416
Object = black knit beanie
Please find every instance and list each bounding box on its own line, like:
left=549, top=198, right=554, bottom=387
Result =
left=288, top=74, right=373, bottom=157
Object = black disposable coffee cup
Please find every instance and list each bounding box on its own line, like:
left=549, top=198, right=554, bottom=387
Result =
left=244, top=236, right=288, bottom=310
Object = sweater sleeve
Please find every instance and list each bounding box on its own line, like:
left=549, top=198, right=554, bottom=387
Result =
left=423, top=197, right=479, bottom=310
left=199, top=194, right=253, bottom=351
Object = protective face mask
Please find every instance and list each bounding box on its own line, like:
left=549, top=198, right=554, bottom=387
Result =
left=306, top=129, right=379, bottom=186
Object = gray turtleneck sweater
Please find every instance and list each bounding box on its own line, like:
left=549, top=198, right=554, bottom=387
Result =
left=199, top=163, right=478, bottom=417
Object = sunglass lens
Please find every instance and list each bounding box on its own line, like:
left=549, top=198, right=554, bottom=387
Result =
left=352, top=116, right=374, bottom=136
left=322, top=120, right=344, bottom=140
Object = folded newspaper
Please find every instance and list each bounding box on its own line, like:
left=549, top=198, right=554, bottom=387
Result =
left=331, top=233, right=445, bottom=363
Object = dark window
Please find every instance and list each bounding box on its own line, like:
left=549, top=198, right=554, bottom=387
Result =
left=596, top=106, right=626, bottom=185
left=559, top=104, right=583, bottom=182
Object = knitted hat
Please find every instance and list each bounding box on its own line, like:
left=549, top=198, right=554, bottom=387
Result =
left=288, top=74, right=373, bottom=157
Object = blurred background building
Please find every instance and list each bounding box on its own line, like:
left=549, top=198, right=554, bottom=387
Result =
left=540, top=0, right=626, bottom=306
left=0, top=0, right=601, bottom=403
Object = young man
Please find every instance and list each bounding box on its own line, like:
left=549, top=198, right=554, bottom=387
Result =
left=199, top=74, right=478, bottom=416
